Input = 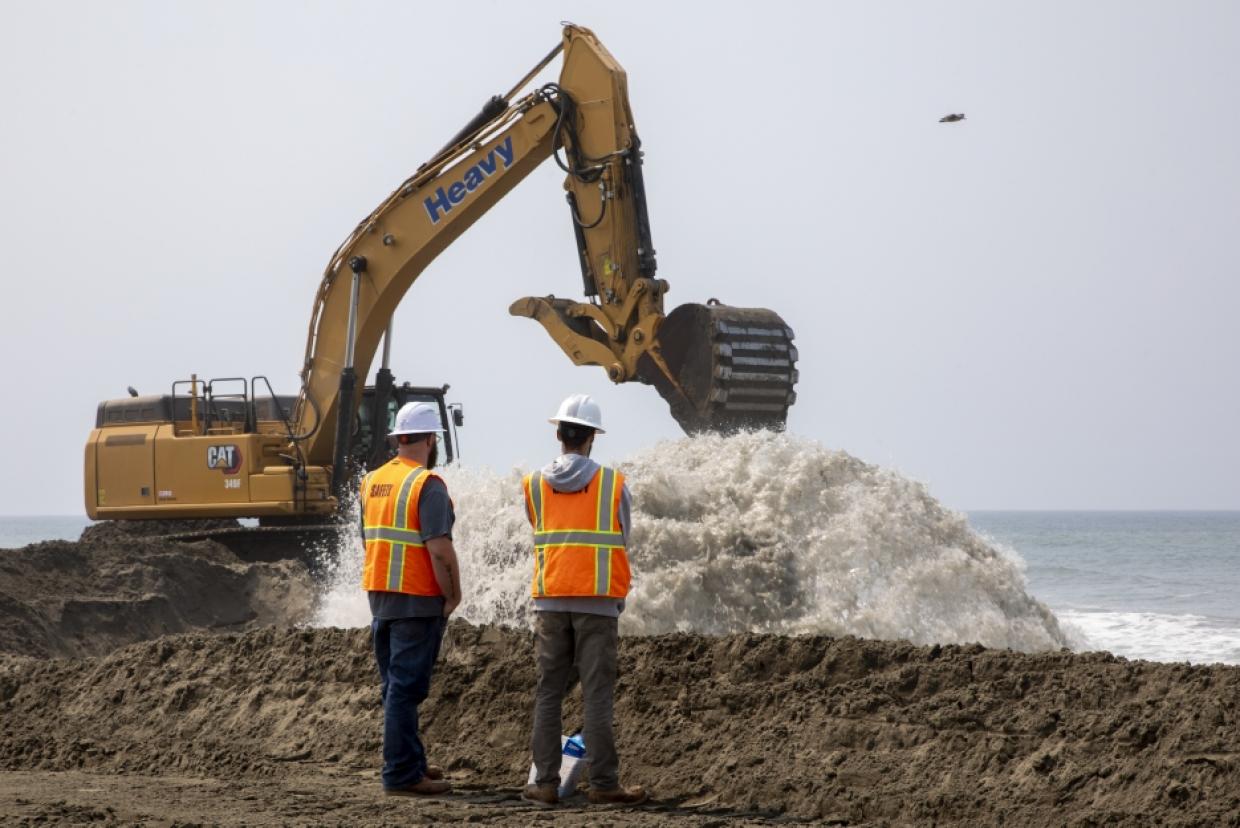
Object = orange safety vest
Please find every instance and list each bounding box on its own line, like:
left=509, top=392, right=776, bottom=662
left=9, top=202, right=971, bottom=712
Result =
left=360, top=458, right=444, bottom=596
left=523, top=465, right=630, bottom=599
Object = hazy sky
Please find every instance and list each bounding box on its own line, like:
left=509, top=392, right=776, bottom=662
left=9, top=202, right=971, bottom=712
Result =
left=1, top=1, right=1237, bottom=514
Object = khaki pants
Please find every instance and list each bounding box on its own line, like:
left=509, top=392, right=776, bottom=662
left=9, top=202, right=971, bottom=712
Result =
left=531, top=611, right=620, bottom=791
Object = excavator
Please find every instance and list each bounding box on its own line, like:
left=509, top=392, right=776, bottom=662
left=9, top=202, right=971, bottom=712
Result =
left=84, top=24, right=798, bottom=524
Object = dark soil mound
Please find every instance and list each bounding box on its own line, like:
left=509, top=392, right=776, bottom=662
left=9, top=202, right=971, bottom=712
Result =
left=2, top=624, right=1237, bottom=824
left=0, top=528, right=314, bottom=658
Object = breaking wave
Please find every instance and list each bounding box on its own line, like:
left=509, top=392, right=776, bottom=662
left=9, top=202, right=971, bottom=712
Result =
left=314, top=431, right=1072, bottom=652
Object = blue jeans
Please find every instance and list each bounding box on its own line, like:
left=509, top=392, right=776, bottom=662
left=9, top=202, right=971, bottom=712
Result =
left=372, top=615, right=446, bottom=789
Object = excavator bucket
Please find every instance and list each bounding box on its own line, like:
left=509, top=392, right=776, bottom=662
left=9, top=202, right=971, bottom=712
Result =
left=642, top=302, right=799, bottom=434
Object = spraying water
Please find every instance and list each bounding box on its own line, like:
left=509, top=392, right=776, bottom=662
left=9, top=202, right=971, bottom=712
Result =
left=314, top=431, right=1073, bottom=652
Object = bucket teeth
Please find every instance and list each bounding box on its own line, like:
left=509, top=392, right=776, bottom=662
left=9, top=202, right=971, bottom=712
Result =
left=651, top=302, right=800, bottom=434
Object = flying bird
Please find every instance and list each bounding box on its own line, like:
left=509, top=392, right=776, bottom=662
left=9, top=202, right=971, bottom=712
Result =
left=939, top=113, right=966, bottom=123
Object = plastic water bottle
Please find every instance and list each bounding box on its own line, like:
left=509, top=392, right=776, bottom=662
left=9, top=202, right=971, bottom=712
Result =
left=560, top=732, right=587, bottom=797
left=526, top=733, right=588, bottom=799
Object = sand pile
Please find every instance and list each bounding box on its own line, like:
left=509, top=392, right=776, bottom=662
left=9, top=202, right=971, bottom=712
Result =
left=0, top=521, right=316, bottom=658
left=2, top=623, right=1237, bottom=824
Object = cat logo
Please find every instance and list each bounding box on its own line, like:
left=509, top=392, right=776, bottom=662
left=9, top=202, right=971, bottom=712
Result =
left=206, top=444, right=244, bottom=475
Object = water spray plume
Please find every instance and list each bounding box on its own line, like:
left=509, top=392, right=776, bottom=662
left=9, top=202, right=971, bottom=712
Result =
left=315, top=432, right=1072, bottom=652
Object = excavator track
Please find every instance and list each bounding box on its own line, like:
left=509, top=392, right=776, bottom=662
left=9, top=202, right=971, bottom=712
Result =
left=146, top=522, right=343, bottom=567
left=644, top=302, right=799, bottom=434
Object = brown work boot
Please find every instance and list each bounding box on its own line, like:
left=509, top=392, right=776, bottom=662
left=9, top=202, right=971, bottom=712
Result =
left=424, top=764, right=445, bottom=781
left=521, top=783, right=559, bottom=806
left=588, top=784, right=648, bottom=805
left=384, top=776, right=451, bottom=796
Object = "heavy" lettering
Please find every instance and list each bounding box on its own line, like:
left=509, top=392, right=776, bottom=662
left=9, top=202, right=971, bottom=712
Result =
left=423, top=136, right=515, bottom=224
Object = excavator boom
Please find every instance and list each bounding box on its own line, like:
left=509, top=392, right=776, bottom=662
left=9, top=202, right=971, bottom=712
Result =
left=295, top=24, right=798, bottom=474
left=295, top=91, right=561, bottom=471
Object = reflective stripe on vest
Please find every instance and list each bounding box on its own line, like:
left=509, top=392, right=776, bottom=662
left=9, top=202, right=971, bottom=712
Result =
left=362, top=526, right=425, bottom=545
left=361, top=460, right=443, bottom=596
left=524, top=466, right=630, bottom=599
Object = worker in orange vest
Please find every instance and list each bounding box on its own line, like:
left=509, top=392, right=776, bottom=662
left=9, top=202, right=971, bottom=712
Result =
left=521, top=394, right=648, bottom=806
left=361, top=401, right=462, bottom=797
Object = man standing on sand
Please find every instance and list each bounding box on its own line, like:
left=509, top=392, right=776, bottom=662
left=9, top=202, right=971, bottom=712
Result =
left=521, top=394, right=648, bottom=806
left=361, top=401, right=462, bottom=797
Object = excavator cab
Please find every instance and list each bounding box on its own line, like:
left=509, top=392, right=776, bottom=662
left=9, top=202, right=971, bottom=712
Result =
left=353, top=382, right=463, bottom=472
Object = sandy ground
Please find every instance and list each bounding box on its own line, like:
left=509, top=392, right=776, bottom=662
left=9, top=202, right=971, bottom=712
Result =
left=2, top=529, right=1239, bottom=825
left=0, top=768, right=783, bottom=826
left=0, top=522, right=316, bottom=659
left=3, top=624, right=1239, bottom=826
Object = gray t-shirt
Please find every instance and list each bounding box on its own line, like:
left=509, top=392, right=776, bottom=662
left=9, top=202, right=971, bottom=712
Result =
left=367, top=475, right=454, bottom=619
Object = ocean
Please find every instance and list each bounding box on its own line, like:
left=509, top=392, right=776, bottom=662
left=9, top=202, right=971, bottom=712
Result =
left=5, top=498, right=1237, bottom=666
left=0, top=515, right=91, bottom=548
left=970, top=511, right=1240, bottom=666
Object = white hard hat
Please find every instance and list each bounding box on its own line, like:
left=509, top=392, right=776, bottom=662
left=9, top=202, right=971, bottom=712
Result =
left=549, top=393, right=605, bottom=433
left=389, top=402, right=444, bottom=436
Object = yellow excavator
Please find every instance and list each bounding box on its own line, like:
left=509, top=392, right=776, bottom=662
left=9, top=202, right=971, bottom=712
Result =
left=84, top=24, right=798, bottom=523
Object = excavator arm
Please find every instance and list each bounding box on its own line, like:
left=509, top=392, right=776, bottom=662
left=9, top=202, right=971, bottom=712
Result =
left=508, top=28, right=799, bottom=434
left=506, top=26, right=664, bottom=386
left=294, top=25, right=798, bottom=484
